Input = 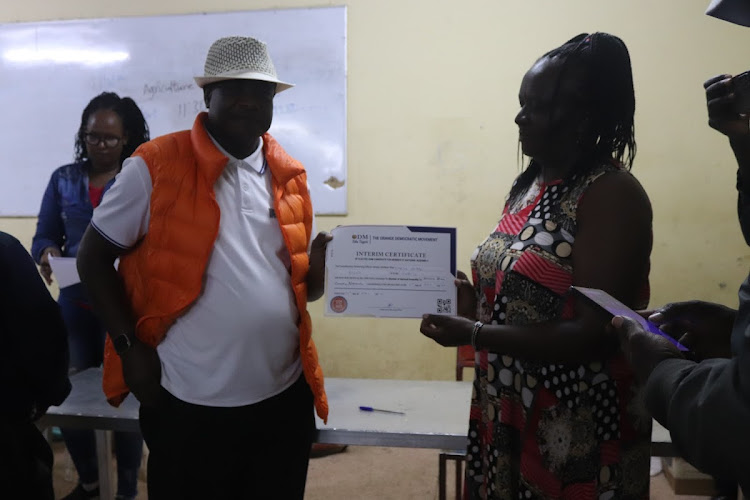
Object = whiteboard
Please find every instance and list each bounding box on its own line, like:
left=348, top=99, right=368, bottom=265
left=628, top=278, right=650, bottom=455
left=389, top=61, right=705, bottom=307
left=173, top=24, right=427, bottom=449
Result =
left=0, top=7, right=347, bottom=216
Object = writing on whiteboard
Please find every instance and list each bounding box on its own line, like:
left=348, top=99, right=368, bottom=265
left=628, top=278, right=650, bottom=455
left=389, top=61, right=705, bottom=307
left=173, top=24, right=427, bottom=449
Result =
left=89, top=73, right=127, bottom=91
left=143, top=80, right=196, bottom=100
left=176, top=99, right=206, bottom=118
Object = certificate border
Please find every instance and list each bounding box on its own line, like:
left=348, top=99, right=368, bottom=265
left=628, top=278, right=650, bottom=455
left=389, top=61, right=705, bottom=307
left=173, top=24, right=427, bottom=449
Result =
left=406, top=226, right=456, bottom=276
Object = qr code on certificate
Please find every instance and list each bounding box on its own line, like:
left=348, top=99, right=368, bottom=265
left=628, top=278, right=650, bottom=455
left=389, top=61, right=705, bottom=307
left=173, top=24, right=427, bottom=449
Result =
left=436, top=298, right=452, bottom=313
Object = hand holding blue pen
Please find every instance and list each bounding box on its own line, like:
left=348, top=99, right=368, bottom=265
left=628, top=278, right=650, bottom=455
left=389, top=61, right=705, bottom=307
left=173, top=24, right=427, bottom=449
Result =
left=359, top=405, right=405, bottom=415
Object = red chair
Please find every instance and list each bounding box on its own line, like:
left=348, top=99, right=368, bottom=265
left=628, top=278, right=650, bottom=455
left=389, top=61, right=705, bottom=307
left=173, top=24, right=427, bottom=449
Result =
left=439, top=345, right=475, bottom=500
left=455, top=345, right=475, bottom=381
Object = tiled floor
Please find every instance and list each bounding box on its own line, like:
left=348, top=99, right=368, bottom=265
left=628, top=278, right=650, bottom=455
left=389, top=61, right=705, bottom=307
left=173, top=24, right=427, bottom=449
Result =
left=50, top=442, right=712, bottom=499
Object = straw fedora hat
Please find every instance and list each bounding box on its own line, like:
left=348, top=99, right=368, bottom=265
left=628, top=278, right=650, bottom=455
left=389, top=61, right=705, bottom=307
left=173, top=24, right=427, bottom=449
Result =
left=194, top=36, right=294, bottom=93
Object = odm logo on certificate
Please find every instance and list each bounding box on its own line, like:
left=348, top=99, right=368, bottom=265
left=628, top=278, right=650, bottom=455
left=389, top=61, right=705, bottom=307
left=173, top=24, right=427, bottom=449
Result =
left=324, top=225, right=457, bottom=318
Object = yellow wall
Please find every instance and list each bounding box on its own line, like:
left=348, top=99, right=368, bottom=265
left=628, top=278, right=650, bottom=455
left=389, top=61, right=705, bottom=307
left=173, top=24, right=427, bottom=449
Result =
left=2, top=0, right=749, bottom=381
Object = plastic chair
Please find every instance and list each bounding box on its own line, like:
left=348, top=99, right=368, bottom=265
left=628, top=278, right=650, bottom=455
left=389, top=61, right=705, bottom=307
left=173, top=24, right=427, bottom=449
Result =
left=438, top=345, right=474, bottom=500
left=455, top=344, right=474, bottom=381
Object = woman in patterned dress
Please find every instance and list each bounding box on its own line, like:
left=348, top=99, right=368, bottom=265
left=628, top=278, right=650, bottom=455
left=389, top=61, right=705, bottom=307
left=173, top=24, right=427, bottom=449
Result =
left=420, top=33, right=653, bottom=499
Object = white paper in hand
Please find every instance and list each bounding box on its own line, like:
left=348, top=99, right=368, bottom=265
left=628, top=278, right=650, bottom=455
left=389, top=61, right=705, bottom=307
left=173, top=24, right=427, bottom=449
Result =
left=48, top=255, right=80, bottom=288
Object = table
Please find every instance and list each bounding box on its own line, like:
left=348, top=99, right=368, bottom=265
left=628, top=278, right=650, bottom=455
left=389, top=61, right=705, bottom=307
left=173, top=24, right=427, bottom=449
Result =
left=39, top=369, right=139, bottom=500
left=316, top=377, right=472, bottom=449
left=39, top=368, right=677, bottom=499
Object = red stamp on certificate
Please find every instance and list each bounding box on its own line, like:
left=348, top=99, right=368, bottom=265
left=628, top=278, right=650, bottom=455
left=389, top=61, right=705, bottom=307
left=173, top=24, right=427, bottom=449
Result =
left=330, top=296, right=348, bottom=313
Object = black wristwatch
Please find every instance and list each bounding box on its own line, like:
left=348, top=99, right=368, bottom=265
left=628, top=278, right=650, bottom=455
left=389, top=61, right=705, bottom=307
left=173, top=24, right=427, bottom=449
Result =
left=112, top=333, right=133, bottom=355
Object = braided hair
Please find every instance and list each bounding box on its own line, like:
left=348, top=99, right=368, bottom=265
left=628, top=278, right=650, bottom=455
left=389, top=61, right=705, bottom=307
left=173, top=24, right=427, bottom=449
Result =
left=508, top=32, right=636, bottom=205
left=74, top=92, right=150, bottom=164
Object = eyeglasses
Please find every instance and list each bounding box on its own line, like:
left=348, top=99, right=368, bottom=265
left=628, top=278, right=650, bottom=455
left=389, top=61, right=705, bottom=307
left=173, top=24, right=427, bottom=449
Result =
left=84, top=133, right=124, bottom=148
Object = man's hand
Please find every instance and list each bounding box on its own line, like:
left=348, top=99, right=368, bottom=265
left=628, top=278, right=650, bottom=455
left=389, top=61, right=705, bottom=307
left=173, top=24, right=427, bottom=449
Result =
left=121, top=339, right=162, bottom=407
left=307, top=231, right=332, bottom=301
left=455, top=270, right=477, bottom=320
left=39, top=246, right=61, bottom=285
left=648, top=300, right=735, bottom=360
left=611, top=316, right=684, bottom=384
left=704, top=74, right=750, bottom=138
left=420, top=314, right=473, bottom=347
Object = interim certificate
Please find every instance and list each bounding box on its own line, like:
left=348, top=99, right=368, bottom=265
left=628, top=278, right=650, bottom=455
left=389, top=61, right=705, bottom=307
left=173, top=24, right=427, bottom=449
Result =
left=325, top=225, right=457, bottom=318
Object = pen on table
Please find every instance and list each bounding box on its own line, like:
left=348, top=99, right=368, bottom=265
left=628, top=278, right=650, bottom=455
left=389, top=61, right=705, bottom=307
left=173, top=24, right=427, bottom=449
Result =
left=359, top=406, right=406, bottom=415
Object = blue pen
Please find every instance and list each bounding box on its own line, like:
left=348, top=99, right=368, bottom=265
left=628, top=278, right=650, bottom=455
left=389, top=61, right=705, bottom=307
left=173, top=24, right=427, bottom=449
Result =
left=359, top=406, right=405, bottom=415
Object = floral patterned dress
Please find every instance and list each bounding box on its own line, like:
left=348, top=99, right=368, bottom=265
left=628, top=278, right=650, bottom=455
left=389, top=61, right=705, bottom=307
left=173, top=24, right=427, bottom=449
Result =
left=466, top=163, right=651, bottom=500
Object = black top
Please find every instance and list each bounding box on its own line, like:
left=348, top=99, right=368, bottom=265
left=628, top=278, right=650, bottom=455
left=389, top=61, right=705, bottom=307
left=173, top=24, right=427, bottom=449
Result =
left=0, top=231, right=70, bottom=422
left=644, top=170, right=750, bottom=493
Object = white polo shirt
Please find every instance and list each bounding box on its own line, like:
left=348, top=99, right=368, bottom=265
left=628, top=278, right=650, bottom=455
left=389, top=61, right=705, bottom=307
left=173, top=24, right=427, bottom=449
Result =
left=92, top=134, right=309, bottom=407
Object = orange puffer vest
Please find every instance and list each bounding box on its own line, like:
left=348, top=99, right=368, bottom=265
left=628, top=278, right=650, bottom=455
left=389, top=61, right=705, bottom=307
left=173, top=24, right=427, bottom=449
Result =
left=101, top=113, right=328, bottom=422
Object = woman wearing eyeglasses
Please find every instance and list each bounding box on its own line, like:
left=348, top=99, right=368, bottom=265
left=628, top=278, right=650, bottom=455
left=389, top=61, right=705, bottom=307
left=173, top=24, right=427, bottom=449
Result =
left=32, top=92, right=149, bottom=500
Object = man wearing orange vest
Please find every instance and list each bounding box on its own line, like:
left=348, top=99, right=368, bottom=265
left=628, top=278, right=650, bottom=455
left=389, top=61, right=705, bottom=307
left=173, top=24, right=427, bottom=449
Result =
left=77, top=36, right=329, bottom=499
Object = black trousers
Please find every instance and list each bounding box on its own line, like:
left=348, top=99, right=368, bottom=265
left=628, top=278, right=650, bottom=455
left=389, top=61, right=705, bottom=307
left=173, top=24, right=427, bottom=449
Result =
left=0, top=420, right=55, bottom=500
left=139, top=375, right=316, bottom=500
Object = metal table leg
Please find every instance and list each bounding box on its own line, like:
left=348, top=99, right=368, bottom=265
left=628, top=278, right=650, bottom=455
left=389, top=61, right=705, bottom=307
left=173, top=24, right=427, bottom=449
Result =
left=454, top=456, right=462, bottom=500
left=95, top=430, right=114, bottom=500
left=438, top=453, right=447, bottom=500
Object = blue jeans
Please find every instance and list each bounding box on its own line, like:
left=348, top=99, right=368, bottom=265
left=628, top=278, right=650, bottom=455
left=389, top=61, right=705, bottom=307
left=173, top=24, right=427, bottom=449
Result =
left=59, top=290, right=143, bottom=498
